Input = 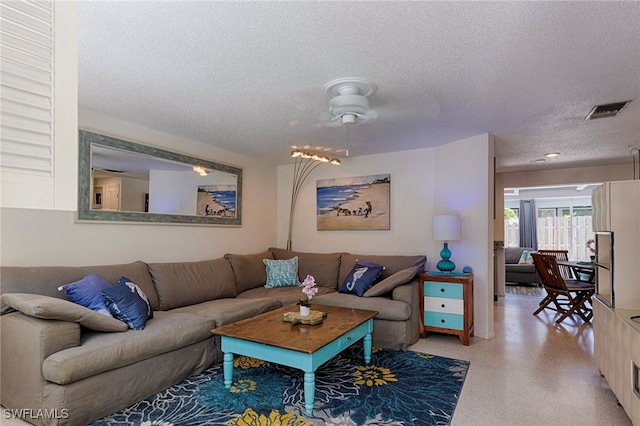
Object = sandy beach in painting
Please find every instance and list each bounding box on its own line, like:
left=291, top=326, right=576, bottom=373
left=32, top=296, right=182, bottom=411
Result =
left=317, top=182, right=390, bottom=230
left=197, top=192, right=230, bottom=217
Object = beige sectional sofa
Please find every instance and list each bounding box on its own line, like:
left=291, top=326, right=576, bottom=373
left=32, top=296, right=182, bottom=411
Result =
left=0, top=248, right=425, bottom=425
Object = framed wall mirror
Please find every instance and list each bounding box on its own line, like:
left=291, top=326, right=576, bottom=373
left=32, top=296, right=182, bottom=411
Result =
left=77, top=130, right=242, bottom=225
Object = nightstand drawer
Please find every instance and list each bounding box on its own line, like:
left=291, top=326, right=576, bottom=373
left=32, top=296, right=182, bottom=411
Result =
left=424, top=312, right=464, bottom=331
left=424, top=296, right=464, bottom=315
left=423, top=281, right=463, bottom=299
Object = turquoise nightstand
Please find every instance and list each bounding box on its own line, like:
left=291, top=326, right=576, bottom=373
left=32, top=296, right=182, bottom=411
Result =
left=419, top=272, right=474, bottom=345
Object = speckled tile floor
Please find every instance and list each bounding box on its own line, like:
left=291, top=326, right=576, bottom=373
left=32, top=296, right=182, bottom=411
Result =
left=409, top=290, right=633, bottom=426
left=2, top=290, right=633, bottom=426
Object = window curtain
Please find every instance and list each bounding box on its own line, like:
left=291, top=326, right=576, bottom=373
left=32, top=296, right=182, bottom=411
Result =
left=519, top=199, right=538, bottom=250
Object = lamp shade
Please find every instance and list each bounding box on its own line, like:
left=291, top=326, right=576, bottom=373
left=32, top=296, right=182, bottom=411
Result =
left=432, top=215, right=461, bottom=241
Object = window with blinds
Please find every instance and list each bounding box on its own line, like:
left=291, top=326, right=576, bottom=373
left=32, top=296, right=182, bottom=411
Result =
left=0, top=0, right=53, bottom=176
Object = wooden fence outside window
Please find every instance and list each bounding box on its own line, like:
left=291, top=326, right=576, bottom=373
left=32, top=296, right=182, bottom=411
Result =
left=504, top=216, right=594, bottom=261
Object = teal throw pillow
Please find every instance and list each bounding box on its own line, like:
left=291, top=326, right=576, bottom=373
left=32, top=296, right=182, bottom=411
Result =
left=263, top=257, right=299, bottom=288
left=518, top=250, right=535, bottom=264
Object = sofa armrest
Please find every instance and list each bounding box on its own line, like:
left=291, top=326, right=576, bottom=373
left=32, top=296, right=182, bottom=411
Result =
left=391, top=280, right=420, bottom=346
left=0, top=312, right=80, bottom=412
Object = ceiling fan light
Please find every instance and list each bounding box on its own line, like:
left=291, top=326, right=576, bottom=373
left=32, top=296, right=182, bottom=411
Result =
left=330, top=158, right=341, bottom=165
left=319, top=155, right=330, bottom=162
left=342, top=114, right=356, bottom=125
left=301, top=152, right=312, bottom=158
left=193, top=166, right=208, bottom=176
left=291, top=150, right=302, bottom=157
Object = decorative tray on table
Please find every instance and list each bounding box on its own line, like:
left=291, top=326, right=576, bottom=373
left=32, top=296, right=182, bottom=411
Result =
left=282, top=310, right=327, bottom=325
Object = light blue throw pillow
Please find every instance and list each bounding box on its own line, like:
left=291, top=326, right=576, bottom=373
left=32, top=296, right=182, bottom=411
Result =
left=58, top=273, right=113, bottom=317
left=263, top=256, right=300, bottom=288
left=518, top=250, right=535, bottom=264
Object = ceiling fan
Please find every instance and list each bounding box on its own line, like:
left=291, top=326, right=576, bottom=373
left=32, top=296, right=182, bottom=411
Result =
left=318, top=77, right=380, bottom=128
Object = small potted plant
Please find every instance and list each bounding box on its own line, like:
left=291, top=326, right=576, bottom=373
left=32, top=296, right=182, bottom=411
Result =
left=299, top=275, right=317, bottom=316
left=586, top=239, right=596, bottom=261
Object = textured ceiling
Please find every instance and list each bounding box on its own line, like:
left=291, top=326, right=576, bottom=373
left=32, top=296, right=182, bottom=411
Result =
left=78, top=1, right=640, bottom=173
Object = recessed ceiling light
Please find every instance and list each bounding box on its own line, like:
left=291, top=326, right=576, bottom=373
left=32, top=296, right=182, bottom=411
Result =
left=545, top=152, right=561, bottom=158
left=531, top=159, right=546, bottom=163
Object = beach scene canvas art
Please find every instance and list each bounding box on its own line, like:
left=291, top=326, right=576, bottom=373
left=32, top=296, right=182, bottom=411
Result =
left=197, top=185, right=236, bottom=217
left=317, top=174, right=390, bottom=231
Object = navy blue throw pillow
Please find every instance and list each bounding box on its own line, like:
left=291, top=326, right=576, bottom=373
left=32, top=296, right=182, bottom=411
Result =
left=58, top=273, right=113, bottom=317
left=101, top=276, right=153, bottom=330
left=339, top=260, right=385, bottom=297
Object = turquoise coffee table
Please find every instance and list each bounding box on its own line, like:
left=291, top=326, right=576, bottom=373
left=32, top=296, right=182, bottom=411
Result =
left=211, top=304, right=378, bottom=414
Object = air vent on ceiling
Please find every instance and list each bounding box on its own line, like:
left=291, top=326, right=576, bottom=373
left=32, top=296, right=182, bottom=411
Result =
left=585, top=101, right=632, bottom=120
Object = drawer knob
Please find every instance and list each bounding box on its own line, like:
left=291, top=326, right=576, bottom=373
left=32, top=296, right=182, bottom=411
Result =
left=441, top=319, right=445, bottom=323
left=440, top=288, right=445, bottom=292
left=441, top=304, right=445, bottom=308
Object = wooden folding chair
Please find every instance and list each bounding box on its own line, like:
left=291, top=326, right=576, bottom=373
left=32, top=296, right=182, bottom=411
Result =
left=536, top=249, right=574, bottom=280
left=531, top=253, right=595, bottom=324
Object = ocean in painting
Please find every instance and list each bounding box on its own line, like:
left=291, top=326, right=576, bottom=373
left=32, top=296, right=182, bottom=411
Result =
left=197, top=185, right=236, bottom=216
left=316, top=184, right=371, bottom=216
left=208, top=190, right=236, bottom=212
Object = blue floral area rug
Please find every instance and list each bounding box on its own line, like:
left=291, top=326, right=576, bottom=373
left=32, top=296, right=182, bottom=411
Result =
left=92, top=346, right=469, bottom=426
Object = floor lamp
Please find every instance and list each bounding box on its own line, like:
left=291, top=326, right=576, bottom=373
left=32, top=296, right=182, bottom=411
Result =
left=286, top=150, right=340, bottom=250
left=432, top=215, right=461, bottom=273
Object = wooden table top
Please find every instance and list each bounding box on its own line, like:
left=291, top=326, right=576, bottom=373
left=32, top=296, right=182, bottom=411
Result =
left=211, top=304, right=378, bottom=354
left=557, top=260, right=595, bottom=269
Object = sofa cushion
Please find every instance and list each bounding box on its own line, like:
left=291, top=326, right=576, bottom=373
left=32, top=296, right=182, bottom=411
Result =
left=0, top=293, right=127, bottom=332
left=170, top=297, right=282, bottom=327
left=58, top=273, right=114, bottom=316
left=312, top=292, right=411, bottom=321
left=269, top=248, right=343, bottom=288
left=102, top=277, right=154, bottom=330
left=148, top=258, right=237, bottom=310
left=363, top=267, right=418, bottom=297
left=236, top=285, right=336, bottom=306
left=42, top=311, right=214, bottom=385
left=339, top=253, right=426, bottom=285
left=1, top=266, right=92, bottom=314
left=339, top=260, right=385, bottom=297
left=263, top=257, right=300, bottom=288
left=505, top=264, right=536, bottom=273
left=505, top=247, right=535, bottom=264
left=224, top=251, right=274, bottom=293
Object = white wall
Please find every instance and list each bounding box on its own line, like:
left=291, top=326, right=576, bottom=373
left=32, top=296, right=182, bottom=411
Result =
left=276, top=134, right=495, bottom=339
left=277, top=148, right=436, bottom=255
left=0, top=110, right=278, bottom=266
left=433, top=134, right=495, bottom=340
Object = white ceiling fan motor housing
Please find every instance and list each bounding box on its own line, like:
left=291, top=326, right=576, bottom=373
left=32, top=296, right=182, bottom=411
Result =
left=322, top=78, right=379, bottom=126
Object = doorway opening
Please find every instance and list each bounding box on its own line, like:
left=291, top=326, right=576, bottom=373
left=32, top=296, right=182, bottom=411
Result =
left=504, top=184, right=600, bottom=261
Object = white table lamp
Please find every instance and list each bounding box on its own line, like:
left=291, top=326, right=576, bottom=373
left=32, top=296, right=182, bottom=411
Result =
left=432, top=215, right=461, bottom=272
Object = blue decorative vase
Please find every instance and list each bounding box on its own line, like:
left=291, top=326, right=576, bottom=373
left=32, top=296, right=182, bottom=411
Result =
left=436, top=242, right=456, bottom=272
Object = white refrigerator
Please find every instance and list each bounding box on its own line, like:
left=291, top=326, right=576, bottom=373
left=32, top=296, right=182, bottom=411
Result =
left=591, top=179, right=640, bottom=310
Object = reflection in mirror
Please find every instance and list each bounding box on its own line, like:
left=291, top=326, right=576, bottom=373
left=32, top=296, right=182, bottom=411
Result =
left=78, top=130, right=242, bottom=225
